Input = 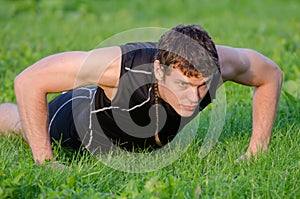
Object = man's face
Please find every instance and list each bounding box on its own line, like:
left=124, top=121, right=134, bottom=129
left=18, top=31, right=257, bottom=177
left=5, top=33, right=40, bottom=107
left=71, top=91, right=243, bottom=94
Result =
left=157, top=67, right=209, bottom=117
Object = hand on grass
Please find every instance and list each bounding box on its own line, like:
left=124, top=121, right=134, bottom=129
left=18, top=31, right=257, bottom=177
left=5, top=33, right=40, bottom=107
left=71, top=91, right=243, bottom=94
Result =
left=234, top=153, right=250, bottom=163
left=234, top=151, right=258, bottom=163
left=50, top=161, right=69, bottom=169
left=41, top=159, right=68, bottom=169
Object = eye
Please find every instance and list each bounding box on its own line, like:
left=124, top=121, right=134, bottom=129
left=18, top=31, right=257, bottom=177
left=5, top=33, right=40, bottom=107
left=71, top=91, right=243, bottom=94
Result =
left=178, top=81, right=188, bottom=87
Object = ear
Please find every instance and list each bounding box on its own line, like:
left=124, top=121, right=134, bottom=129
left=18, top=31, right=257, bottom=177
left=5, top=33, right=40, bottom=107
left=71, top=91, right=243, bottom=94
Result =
left=154, top=60, right=164, bottom=81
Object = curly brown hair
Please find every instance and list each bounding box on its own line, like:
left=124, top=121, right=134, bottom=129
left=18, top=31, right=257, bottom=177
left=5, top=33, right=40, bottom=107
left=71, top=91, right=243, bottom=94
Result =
left=155, top=24, right=220, bottom=78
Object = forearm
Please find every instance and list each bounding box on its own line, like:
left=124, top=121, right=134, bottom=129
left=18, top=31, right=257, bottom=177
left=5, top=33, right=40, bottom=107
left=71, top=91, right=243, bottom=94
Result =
left=248, top=71, right=282, bottom=155
left=11, top=49, right=121, bottom=164
left=14, top=76, right=53, bottom=164
left=218, top=47, right=283, bottom=160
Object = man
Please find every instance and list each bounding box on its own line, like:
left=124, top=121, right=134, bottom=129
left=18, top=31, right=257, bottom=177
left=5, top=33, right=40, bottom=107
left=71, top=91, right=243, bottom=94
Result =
left=0, top=24, right=282, bottom=164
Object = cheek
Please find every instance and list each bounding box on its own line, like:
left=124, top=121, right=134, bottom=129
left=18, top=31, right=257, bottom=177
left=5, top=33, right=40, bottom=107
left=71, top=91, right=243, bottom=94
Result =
left=198, top=86, right=208, bottom=99
left=165, top=87, right=180, bottom=101
left=168, top=85, right=186, bottom=99
left=160, top=84, right=182, bottom=104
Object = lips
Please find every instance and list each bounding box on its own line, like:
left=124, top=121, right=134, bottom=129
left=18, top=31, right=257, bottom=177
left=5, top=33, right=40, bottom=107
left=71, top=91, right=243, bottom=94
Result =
left=181, top=105, right=197, bottom=111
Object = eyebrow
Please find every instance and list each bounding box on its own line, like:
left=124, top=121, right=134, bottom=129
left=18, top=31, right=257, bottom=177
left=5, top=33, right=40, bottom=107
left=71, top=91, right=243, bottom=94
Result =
left=198, top=81, right=207, bottom=87
left=177, top=79, right=208, bottom=87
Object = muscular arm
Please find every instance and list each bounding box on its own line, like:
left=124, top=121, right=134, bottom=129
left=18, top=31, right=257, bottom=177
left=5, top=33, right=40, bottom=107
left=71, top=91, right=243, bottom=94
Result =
left=14, top=47, right=121, bottom=164
left=217, top=45, right=283, bottom=158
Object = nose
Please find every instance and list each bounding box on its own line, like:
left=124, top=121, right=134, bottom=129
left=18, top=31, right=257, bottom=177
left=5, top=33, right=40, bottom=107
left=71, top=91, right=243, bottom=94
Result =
left=188, top=87, right=200, bottom=103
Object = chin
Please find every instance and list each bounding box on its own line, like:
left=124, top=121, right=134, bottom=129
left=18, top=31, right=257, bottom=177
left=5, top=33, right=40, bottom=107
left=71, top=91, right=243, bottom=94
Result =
left=177, top=110, right=195, bottom=117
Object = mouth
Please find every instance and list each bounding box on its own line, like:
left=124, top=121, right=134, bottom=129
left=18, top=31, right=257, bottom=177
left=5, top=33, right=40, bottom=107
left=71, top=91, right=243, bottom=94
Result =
left=181, top=105, right=198, bottom=111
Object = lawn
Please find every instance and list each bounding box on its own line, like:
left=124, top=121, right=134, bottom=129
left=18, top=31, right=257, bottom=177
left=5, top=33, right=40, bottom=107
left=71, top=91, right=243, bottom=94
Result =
left=0, top=0, right=299, bottom=198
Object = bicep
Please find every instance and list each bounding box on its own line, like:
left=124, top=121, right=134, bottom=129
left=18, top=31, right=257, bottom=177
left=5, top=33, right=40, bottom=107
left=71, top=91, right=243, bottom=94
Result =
left=15, top=46, right=121, bottom=93
left=218, top=46, right=281, bottom=87
left=17, top=51, right=89, bottom=93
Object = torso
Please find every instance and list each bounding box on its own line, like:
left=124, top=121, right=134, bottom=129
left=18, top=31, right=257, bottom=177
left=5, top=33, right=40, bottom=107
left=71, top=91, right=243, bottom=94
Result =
left=93, top=42, right=213, bottom=151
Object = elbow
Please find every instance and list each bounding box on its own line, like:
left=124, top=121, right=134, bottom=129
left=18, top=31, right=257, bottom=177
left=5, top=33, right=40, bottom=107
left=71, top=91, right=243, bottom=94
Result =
left=14, top=71, right=48, bottom=100
left=14, top=72, right=33, bottom=98
left=14, top=73, right=26, bottom=97
left=275, top=66, right=283, bottom=88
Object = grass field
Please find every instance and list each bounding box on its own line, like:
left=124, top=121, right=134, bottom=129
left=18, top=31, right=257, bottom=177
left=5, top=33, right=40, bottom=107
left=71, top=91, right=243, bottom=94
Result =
left=0, top=0, right=299, bottom=198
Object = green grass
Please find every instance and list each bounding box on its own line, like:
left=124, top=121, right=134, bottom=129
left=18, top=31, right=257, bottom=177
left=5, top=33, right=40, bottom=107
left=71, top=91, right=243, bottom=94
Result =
left=0, top=0, right=299, bottom=198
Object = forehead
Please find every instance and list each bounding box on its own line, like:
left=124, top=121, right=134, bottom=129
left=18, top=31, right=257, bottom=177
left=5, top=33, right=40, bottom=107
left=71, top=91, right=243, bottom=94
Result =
left=166, top=67, right=210, bottom=84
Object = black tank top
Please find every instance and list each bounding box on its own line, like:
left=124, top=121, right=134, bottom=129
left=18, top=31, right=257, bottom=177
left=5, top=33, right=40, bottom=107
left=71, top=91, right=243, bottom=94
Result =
left=94, top=42, right=213, bottom=151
